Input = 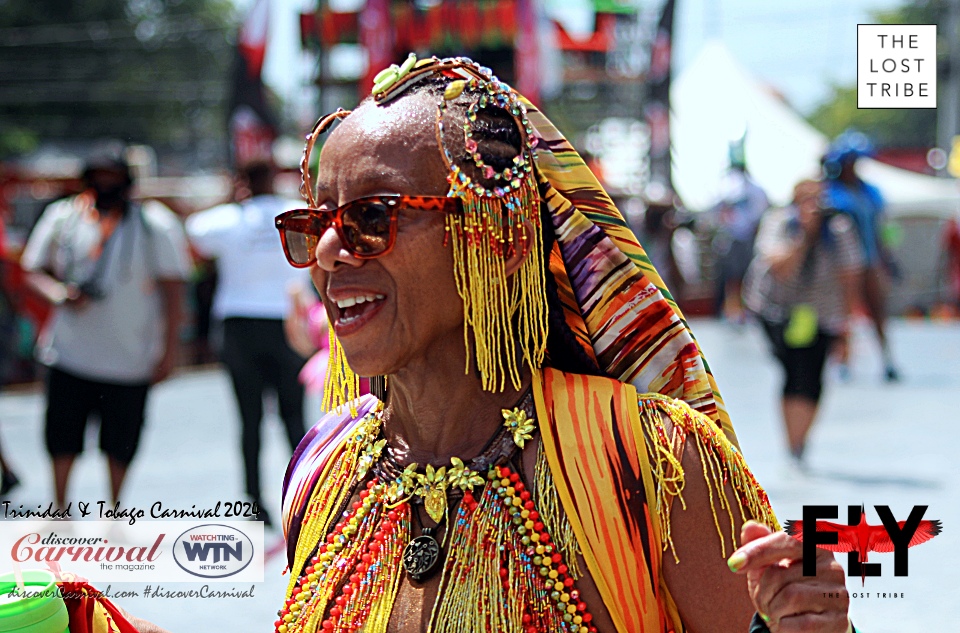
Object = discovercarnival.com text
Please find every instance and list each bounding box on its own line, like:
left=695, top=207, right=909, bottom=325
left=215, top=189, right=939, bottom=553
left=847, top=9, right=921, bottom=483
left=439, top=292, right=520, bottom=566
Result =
left=5, top=585, right=256, bottom=600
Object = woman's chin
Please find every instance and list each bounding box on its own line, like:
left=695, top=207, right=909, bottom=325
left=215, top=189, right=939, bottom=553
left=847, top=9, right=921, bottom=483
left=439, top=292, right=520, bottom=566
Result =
left=342, top=353, right=394, bottom=380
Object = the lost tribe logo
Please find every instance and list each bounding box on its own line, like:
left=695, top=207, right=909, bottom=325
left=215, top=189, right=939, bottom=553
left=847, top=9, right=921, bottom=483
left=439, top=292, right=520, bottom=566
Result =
left=784, top=505, right=941, bottom=585
left=173, top=524, right=255, bottom=578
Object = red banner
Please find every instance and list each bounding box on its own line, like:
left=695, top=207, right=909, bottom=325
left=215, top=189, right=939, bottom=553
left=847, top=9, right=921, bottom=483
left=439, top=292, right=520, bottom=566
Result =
left=514, top=0, right=539, bottom=104
left=303, top=1, right=520, bottom=54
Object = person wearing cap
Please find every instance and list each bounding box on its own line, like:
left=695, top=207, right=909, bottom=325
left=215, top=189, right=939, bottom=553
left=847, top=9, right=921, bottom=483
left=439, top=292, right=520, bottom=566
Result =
left=823, top=129, right=900, bottom=381
left=743, top=179, right=863, bottom=469
left=19, top=146, right=192, bottom=509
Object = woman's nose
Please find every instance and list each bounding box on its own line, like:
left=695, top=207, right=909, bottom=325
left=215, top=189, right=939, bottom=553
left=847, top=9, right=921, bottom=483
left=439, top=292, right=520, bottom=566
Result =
left=314, top=225, right=361, bottom=271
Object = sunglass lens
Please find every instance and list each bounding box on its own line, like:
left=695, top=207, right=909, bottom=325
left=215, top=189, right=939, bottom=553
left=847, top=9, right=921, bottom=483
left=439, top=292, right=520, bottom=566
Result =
left=282, top=213, right=321, bottom=265
left=341, top=201, right=393, bottom=256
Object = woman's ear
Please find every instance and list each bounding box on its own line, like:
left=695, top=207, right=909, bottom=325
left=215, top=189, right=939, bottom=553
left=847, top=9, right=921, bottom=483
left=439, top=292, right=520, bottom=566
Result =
left=504, top=219, right=535, bottom=278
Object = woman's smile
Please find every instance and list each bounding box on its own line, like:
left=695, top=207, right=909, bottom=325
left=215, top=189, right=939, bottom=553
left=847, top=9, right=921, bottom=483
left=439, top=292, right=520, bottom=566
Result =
left=327, top=288, right=388, bottom=336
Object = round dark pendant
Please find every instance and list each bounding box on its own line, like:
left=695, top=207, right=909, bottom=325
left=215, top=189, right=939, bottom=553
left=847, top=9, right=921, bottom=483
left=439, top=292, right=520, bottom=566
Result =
left=403, top=534, right=441, bottom=582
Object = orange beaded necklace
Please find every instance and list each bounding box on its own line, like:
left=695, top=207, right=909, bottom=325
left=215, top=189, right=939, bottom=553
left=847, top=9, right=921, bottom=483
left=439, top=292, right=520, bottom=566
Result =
left=275, top=401, right=598, bottom=633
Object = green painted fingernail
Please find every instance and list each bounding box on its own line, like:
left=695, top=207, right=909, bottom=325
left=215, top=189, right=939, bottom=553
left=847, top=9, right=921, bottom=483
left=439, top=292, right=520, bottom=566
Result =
left=727, top=551, right=747, bottom=572
left=760, top=612, right=771, bottom=623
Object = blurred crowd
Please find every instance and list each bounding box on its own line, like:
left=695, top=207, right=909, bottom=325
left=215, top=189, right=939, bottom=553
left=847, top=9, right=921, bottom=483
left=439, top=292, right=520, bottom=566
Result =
left=633, top=130, right=925, bottom=467
left=0, top=147, right=323, bottom=520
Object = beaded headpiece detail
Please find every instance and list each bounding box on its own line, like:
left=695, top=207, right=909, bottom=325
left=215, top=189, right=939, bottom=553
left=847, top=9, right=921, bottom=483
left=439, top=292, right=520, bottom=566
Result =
left=305, top=55, right=547, bottom=409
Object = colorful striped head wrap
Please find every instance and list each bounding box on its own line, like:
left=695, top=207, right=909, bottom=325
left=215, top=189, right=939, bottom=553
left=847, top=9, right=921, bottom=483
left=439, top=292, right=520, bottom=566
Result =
left=525, top=90, right=737, bottom=443
left=309, top=55, right=736, bottom=444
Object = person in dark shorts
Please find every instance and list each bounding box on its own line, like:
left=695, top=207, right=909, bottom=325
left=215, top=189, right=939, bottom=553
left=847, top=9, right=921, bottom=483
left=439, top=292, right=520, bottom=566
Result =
left=743, top=179, right=862, bottom=467
left=20, top=146, right=191, bottom=508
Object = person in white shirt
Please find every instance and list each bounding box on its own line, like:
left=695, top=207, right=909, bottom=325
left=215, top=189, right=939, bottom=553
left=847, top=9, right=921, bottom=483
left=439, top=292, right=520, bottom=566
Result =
left=20, top=147, right=191, bottom=509
left=186, top=161, right=309, bottom=526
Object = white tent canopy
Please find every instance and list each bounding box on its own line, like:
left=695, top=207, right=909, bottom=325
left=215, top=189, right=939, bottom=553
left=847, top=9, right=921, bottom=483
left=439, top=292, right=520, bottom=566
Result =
left=672, top=41, right=960, bottom=218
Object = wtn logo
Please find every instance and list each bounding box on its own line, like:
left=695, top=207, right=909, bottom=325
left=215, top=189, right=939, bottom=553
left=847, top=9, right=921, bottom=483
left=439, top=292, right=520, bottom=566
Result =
left=784, top=505, right=941, bottom=585
left=173, top=524, right=255, bottom=579
left=181, top=540, right=243, bottom=564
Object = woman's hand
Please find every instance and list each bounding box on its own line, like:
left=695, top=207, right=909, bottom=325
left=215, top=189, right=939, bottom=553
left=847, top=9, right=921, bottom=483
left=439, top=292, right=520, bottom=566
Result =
left=728, top=520, right=851, bottom=632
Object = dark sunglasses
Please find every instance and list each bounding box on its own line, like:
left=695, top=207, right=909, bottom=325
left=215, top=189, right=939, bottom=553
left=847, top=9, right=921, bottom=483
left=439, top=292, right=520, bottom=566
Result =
left=275, top=195, right=460, bottom=267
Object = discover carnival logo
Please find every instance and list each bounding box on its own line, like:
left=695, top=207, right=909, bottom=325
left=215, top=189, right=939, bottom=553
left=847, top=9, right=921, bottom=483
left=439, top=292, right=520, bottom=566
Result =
left=173, top=524, right=254, bottom=579
left=0, top=520, right=264, bottom=582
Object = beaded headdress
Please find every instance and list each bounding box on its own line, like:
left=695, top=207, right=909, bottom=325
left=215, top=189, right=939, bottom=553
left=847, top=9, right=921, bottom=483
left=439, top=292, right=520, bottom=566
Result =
left=302, top=54, right=739, bottom=450
left=303, top=55, right=548, bottom=411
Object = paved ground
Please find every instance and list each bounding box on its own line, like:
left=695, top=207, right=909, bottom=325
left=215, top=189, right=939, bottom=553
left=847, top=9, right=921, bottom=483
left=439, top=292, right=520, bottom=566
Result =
left=0, top=317, right=956, bottom=632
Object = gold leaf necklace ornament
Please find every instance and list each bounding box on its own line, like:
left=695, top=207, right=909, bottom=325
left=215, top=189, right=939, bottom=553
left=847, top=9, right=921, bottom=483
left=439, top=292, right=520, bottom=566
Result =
left=416, top=464, right=450, bottom=523
left=365, top=390, right=537, bottom=583
left=356, top=438, right=387, bottom=481
left=503, top=407, right=536, bottom=448
left=276, top=389, right=600, bottom=633
left=448, top=456, right=486, bottom=491
left=391, top=462, right=420, bottom=504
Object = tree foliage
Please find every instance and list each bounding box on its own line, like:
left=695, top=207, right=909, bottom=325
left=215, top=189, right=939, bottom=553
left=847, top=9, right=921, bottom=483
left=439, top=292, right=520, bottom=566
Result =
left=808, top=0, right=943, bottom=148
left=0, top=0, right=239, bottom=165
left=808, top=83, right=937, bottom=148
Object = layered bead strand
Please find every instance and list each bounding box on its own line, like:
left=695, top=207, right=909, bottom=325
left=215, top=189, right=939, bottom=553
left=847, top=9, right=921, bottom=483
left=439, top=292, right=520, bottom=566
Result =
left=277, top=398, right=597, bottom=633
left=322, top=501, right=410, bottom=632
left=276, top=479, right=396, bottom=633
left=429, top=465, right=596, bottom=633
left=494, top=465, right=596, bottom=633
left=429, top=478, right=518, bottom=633
left=286, top=411, right=383, bottom=599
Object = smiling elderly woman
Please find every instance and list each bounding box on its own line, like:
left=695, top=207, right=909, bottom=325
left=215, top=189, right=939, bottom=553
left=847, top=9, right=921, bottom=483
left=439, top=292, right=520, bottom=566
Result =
left=271, top=56, right=854, bottom=633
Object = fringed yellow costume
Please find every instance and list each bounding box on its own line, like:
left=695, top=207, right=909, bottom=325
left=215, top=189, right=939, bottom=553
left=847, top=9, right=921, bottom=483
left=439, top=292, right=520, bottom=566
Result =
left=277, top=55, right=776, bottom=633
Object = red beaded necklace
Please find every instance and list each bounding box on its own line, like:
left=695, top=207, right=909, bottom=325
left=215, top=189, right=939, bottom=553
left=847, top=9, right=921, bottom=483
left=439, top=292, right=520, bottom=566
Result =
left=275, top=401, right=599, bottom=633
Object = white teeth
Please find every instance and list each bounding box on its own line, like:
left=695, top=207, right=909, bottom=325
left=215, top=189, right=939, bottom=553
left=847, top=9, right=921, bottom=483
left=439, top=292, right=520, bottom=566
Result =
left=335, top=294, right=385, bottom=310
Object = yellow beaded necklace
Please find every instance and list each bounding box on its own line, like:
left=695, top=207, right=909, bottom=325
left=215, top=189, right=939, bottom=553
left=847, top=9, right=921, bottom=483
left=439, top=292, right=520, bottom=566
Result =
left=275, top=400, right=596, bottom=633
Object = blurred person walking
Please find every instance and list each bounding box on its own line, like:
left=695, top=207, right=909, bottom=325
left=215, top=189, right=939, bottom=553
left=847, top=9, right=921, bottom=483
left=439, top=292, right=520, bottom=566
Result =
left=743, top=179, right=862, bottom=467
left=20, top=146, right=191, bottom=508
left=0, top=215, right=21, bottom=496
left=711, top=139, right=769, bottom=323
left=823, top=130, right=900, bottom=381
left=638, top=183, right=687, bottom=297
left=185, top=161, right=309, bottom=526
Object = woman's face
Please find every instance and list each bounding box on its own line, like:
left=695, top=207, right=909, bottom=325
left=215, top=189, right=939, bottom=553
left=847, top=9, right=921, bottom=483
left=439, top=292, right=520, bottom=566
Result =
left=309, top=93, right=466, bottom=377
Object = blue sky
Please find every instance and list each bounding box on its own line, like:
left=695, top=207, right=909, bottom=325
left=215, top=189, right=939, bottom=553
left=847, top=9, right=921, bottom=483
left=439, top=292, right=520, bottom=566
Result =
left=237, top=0, right=906, bottom=116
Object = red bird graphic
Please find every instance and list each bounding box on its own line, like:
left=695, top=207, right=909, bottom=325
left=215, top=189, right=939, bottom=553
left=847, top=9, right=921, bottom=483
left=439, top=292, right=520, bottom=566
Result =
left=784, top=509, right=942, bottom=585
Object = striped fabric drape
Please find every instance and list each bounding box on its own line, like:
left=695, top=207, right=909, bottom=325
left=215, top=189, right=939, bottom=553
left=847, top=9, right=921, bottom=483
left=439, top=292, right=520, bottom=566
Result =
left=524, top=97, right=738, bottom=447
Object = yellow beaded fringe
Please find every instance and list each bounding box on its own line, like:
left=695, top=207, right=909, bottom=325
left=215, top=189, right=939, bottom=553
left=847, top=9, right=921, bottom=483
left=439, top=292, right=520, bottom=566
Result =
left=638, top=393, right=779, bottom=562
left=446, top=181, right=547, bottom=393
left=318, top=189, right=547, bottom=412
left=285, top=411, right=381, bottom=599
left=322, top=327, right=360, bottom=415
